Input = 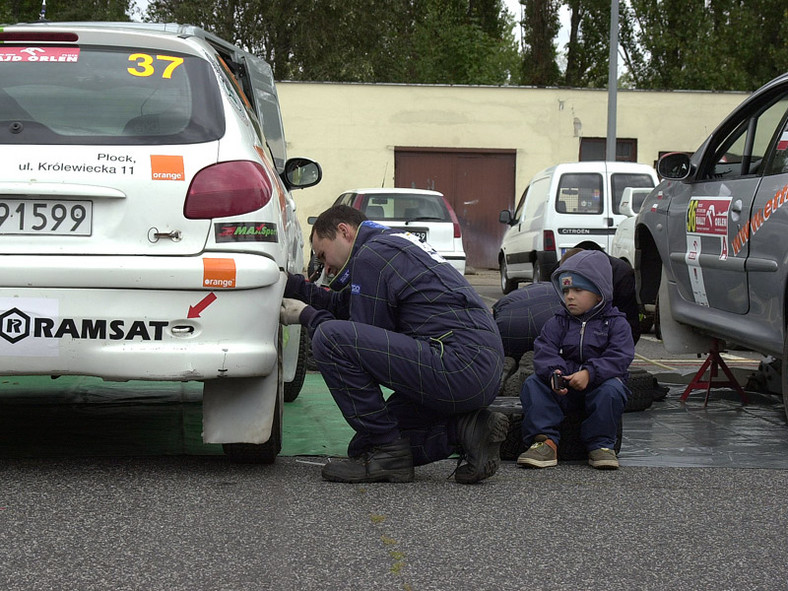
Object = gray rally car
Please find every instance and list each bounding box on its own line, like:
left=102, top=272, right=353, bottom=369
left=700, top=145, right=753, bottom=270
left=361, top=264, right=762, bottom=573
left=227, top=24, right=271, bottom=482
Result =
left=635, top=71, right=788, bottom=418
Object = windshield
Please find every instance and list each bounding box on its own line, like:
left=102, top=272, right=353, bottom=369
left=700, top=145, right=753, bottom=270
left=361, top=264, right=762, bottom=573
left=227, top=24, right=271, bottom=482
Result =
left=359, top=193, right=450, bottom=221
left=0, top=45, right=224, bottom=145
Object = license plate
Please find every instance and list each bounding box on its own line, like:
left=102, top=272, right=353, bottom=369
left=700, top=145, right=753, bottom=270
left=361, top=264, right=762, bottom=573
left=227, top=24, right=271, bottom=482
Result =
left=410, top=230, right=427, bottom=242
left=0, top=199, right=92, bottom=235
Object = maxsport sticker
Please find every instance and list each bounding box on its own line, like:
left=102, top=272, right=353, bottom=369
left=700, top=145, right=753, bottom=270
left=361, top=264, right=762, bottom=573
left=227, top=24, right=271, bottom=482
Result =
left=215, top=222, right=278, bottom=243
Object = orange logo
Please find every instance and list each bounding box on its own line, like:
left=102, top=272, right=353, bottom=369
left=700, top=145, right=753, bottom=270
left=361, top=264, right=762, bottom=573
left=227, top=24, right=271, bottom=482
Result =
left=203, top=258, right=236, bottom=289
left=150, top=155, right=185, bottom=181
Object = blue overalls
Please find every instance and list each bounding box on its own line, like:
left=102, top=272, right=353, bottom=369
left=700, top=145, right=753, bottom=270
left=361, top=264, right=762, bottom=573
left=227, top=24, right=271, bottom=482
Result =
left=287, top=222, right=504, bottom=464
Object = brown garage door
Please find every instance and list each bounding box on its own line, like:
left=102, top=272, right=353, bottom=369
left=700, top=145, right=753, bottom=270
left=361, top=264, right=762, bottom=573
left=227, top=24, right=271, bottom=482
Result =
left=395, top=148, right=515, bottom=270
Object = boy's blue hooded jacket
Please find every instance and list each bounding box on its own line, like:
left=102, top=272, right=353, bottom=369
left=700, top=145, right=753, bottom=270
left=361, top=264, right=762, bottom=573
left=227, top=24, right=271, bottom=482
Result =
left=533, top=250, right=634, bottom=388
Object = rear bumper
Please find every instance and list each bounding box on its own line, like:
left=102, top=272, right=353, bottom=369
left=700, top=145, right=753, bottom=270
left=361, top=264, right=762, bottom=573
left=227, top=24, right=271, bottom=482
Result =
left=0, top=254, right=284, bottom=381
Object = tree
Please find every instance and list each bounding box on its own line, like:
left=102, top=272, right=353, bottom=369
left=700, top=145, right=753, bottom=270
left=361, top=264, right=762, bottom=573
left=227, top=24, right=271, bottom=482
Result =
left=3, top=0, right=132, bottom=23
left=563, top=0, right=610, bottom=87
left=518, top=0, right=561, bottom=86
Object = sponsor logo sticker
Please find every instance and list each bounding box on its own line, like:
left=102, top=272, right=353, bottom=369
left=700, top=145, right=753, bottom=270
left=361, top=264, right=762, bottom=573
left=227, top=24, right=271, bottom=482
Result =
left=0, top=47, right=80, bottom=62
left=150, top=155, right=185, bottom=181
left=215, top=222, right=278, bottom=243
left=203, top=258, right=236, bottom=289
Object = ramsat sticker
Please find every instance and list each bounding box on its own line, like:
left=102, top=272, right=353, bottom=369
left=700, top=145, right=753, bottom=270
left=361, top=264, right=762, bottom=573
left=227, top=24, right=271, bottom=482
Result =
left=203, top=258, right=236, bottom=289
left=150, top=155, right=185, bottom=181
left=0, top=47, right=80, bottom=63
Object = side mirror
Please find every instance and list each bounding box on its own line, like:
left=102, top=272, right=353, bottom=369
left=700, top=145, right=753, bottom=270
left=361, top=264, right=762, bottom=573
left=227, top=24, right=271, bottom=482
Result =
left=283, top=157, right=322, bottom=190
left=657, top=152, right=692, bottom=180
left=499, top=210, right=513, bottom=225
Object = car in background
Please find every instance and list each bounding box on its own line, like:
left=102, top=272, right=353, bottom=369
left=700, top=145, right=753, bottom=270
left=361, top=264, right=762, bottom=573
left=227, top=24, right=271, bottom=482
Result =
left=610, top=187, right=657, bottom=333
left=498, top=161, right=658, bottom=293
left=635, top=71, right=788, bottom=418
left=332, top=187, right=467, bottom=274
left=0, top=22, right=321, bottom=462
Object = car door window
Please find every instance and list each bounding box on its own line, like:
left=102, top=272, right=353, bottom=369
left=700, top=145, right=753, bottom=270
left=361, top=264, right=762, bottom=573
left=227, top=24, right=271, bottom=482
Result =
left=705, top=96, right=788, bottom=179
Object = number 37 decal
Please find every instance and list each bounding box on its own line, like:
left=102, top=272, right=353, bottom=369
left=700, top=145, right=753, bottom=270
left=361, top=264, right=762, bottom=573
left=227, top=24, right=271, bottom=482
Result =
left=127, top=53, right=184, bottom=79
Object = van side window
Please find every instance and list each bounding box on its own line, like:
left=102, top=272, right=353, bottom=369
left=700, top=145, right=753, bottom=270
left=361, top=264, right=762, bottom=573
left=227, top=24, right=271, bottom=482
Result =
left=556, top=173, right=602, bottom=214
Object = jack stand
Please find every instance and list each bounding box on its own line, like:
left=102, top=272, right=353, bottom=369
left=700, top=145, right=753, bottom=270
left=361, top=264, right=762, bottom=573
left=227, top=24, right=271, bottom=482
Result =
left=680, top=339, right=749, bottom=406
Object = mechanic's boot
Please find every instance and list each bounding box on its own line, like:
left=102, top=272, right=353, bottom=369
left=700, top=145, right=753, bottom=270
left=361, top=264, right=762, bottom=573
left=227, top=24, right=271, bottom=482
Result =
left=321, top=438, right=414, bottom=483
left=454, top=409, right=509, bottom=484
left=517, top=434, right=558, bottom=468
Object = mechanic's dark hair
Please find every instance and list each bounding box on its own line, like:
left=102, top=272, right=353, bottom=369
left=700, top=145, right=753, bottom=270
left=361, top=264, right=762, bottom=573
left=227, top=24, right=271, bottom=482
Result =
left=311, top=205, right=368, bottom=241
left=560, top=247, right=585, bottom=265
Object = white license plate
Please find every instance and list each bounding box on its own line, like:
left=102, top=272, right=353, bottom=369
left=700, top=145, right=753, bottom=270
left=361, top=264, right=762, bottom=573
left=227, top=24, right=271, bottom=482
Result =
left=0, top=200, right=92, bottom=236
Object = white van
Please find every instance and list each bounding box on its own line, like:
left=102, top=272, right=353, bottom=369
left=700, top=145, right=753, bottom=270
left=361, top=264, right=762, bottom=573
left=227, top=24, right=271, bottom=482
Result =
left=497, top=161, right=658, bottom=293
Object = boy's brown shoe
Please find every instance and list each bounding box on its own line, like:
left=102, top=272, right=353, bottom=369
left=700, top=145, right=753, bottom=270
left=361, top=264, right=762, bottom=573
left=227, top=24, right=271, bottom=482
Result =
left=588, top=447, right=619, bottom=470
left=516, top=435, right=557, bottom=468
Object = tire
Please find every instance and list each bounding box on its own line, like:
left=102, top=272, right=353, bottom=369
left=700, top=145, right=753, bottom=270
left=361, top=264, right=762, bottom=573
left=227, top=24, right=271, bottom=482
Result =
left=500, top=258, right=518, bottom=294
left=624, top=368, right=656, bottom=412
left=284, top=327, right=308, bottom=402
left=488, top=396, right=622, bottom=462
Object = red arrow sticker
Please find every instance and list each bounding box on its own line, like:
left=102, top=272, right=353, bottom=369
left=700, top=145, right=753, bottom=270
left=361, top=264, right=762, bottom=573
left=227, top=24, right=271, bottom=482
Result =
left=188, top=292, right=217, bottom=318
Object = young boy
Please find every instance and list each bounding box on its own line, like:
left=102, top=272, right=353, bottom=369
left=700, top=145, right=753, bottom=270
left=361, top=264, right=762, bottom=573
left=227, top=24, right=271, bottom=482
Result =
left=516, top=250, right=634, bottom=470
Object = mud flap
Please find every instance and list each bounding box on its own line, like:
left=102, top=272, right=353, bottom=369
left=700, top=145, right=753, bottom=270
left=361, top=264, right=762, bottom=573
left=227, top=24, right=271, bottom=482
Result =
left=202, top=375, right=277, bottom=444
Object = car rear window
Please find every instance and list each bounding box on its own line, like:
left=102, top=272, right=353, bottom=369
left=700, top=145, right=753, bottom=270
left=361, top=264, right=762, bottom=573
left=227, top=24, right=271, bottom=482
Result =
left=556, top=173, right=603, bottom=214
left=611, top=173, right=655, bottom=214
left=359, top=194, right=450, bottom=221
left=0, top=45, right=224, bottom=145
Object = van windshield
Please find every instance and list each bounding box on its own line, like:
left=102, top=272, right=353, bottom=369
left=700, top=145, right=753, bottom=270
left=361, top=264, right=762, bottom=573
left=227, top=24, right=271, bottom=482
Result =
left=0, top=46, right=224, bottom=145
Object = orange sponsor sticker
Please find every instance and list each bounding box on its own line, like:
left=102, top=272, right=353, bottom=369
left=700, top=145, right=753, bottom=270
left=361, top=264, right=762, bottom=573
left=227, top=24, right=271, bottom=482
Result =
left=150, top=155, right=185, bottom=181
left=203, top=258, right=236, bottom=289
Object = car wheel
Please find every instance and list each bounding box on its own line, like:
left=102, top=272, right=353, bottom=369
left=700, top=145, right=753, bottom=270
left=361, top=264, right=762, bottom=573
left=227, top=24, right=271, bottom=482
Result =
left=284, top=327, right=308, bottom=403
left=500, top=258, right=518, bottom=294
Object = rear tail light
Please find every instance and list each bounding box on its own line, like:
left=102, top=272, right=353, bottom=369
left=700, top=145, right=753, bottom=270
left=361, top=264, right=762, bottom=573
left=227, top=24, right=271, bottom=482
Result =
left=543, top=230, right=556, bottom=251
left=442, top=196, right=462, bottom=238
left=184, top=161, right=273, bottom=219
left=0, top=32, right=79, bottom=42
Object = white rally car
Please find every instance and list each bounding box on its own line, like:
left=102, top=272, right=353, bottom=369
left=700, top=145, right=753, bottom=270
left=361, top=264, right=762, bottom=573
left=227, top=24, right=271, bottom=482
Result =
left=0, top=22, right=321, bottom=462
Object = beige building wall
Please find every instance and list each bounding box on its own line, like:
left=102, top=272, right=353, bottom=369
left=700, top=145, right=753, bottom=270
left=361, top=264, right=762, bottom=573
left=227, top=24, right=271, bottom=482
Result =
left=277, top=82, right=748, bottom=255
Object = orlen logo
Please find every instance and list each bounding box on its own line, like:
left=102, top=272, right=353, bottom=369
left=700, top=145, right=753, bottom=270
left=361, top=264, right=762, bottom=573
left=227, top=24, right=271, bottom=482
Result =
left=150, top=155, right=185, bottom=181
left=0, top=307, right=31, bottom=344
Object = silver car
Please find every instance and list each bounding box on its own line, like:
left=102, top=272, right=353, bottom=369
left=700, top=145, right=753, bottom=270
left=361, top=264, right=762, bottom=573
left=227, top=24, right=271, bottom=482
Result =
left=635, top=71, right=788, bottom=417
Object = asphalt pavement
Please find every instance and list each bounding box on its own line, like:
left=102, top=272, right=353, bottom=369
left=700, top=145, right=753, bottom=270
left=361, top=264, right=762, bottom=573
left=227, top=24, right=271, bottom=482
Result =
left=1, top=270, right=787, bottom=590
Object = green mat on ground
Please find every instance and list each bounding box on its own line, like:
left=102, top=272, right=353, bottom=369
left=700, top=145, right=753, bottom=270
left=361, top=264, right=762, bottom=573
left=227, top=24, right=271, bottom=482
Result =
left=0, top=373, right=352, bottom=457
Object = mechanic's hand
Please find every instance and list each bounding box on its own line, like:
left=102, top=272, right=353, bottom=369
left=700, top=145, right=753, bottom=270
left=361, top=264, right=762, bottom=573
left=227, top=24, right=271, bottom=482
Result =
left=280, top=298, right=307, bottom=325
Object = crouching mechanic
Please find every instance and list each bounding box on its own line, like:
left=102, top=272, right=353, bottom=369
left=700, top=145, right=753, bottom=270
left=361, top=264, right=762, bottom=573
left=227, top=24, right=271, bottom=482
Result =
left=280, top=205, right=508, bottom=484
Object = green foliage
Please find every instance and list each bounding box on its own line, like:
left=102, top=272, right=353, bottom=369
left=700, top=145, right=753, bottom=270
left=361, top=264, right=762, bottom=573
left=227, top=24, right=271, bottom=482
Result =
left=145, top=0, right=519, bottom=84
left=2, top=0, right=132, bottom=23
left=519, top=0, right=561, bottom=85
